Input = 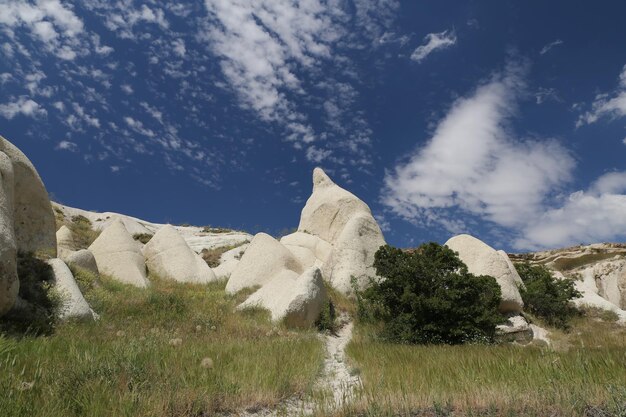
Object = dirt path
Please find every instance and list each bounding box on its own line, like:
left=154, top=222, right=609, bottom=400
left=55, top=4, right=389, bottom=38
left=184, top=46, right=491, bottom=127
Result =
left=235, top=317, right=361, bottom=416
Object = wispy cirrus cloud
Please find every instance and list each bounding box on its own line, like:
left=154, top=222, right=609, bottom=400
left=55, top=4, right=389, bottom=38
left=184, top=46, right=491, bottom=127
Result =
left=539, top=39, right=563, bottom=55
left=577, top=64, right=626, bottom=127
left=201, top=0, right=399, bottom=164
left=410, top=29, right=457, bottom=63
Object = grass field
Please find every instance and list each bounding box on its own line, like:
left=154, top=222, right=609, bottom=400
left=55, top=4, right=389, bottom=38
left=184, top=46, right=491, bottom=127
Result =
left=343, top=314, right=626, bottom=417
left=0, top=272, right=324, bottom=417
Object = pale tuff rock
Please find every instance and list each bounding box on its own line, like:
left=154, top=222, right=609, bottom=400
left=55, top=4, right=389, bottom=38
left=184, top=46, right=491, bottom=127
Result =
left=512, top=244, right=626, bottom=322
left=0, top=136, right=57, bottom=316
left=0, top=151, right=18, bottom=316
left=238, top=266, right=327, bottom=328
left=143, top=224, right=217, bottom=284
left=280, top=232, right=332, bottom=265
left=555, top=270, right=626, bottom=323
left=0, top=136, right=56, bottom=257
left=89, top=219, right=149, bottom=288
left=53, top=202, right=252, bottom=254
left=56, top=226, right=99, bottom=275
left=445, top=234, right=524, bottom=313
left=297, top=168, right=386, bottom=294
left=529, top=324, right=551, bottom=345
left=323, top=213, right=386, bottom=294
left=213, top=243, right=249, bottom=278
left=65, top=249, right=99, bottom=276
left=496, top=314, right=533, bottom=344
left=299, top=168, right=371, bottom=243
left=47, top=258, right=97, bottom=320
left=56, top=225, right=76, bottom=259
left=226, top=233, right=303, bottom=294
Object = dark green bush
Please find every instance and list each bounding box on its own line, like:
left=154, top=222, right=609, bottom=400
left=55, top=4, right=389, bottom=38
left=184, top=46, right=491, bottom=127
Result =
left=357, top=243, right=505, bottom=345
left=515, top=263, right=581, bottom=329
left=315, top=300, right=337, bottom=333
left=132, top=233, right=153, bottom=244
left=0, top=252, right=60, bottom=336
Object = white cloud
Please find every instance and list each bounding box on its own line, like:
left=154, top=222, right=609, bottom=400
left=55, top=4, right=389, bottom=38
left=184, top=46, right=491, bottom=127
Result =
left=56, top=140, right=78, bottom=152
left=517, top=171, right=626, bottom=249
left=623, top=137, right=626, bottom=145
left=121, top=84, right=134, bottom=94
left=0, top=0, right=85, bottom=59
left=172, top=38, right=186, bottom=57
left=201, top=0, right=395, bottom=163
left=539, top=39, right=563, bottom=55
left=100, top=4, right=169, bottom=39
left=383, top=64, right=575, bottom=233
left=0, top=96, right=47, bottom=119
left=577, top=64, right=626, bottom=127
left=410, top=29, right=457, bottom=63
left=124, top=116, right=155, bottom=138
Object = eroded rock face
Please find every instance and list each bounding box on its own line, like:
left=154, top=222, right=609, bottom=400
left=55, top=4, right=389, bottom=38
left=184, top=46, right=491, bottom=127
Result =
left=0, top=136, right=56, bottom=256
left=47, top=258, right=97, bottom=320
left=0, top=151, right=18, bottom=316
left=512, top=244, right=626, bottom=322
left=238, top=266, right=327, bottom=328
left=297, top=168, right=386, bottom=293
left=88, top=219, right=149, bottom=288
left=143, top=225, right=217, bottom=284
left=213, top=243, right=249, bottom=279
left=445, top=234, right=524, bottom=313
left=0, top=136, right=57, bottom=316
left=226, top=233, right=303, bottom=294
left=65, top=249, right=99, bottom=276
left=56, top=225, right=76, bottom=259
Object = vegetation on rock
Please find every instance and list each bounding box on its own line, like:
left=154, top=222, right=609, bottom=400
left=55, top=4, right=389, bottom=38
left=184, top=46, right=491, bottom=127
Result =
left=0, top=252, right=60, bottom=336
left=356, top=243, right=504, bottom=345
left=515, top=262, right=582, bottom=329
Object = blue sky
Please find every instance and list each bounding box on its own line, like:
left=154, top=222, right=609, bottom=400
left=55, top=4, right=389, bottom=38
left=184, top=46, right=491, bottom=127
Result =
left=1, top=0, right=625, bottom=251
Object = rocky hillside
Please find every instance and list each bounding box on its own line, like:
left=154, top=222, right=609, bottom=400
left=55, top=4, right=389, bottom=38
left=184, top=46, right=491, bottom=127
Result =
left=510, top=243, right=626, bottom=321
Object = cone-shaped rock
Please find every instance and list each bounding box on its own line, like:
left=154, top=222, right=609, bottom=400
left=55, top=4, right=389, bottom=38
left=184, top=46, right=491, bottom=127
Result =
left=445, top=234, right=524, bottom=313
left=89, top=219, right=149, bottom=287
left=48, top=258, right=97, bottom=320
left=226, top=233, right=303, bottom=294
left=65, top=249, right=99, bottom=276
left=143, top=225, right=217, bottom=284
left=238, top=266, right=327, bottom=328
left=0, top=151, right=18, bottom=316
left=0, top=136, right=56, bottom=256
left=298, top=168, right=386, bottom=294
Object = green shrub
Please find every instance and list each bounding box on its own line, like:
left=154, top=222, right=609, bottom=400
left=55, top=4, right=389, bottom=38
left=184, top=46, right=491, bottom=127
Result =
left=0, top=252, right=61, bottom=336
left=68, top=215, right=99, bottom=248
left=315, top=300, right=337, bottom=333
left=357, top=243, right=504, bottom=345
left=132, top=233, right=153, bottom=244
left=516, top=263, right=582, bottom=329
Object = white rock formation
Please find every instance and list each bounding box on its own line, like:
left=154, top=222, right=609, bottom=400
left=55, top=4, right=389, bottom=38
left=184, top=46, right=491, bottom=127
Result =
left=0, top=136, right=57, bottom=316
left=47, top=258, right=97, bottom=320
left=0, top=150, right=18, bottom=316
left=56, top=225, right=76, bottom=259
left=0, top=136, right=56, bottom=256
left=496, top=314, right=533, bottom=344
left=238, top=266, right=327, bottom=328
left=445, top=234, right=524, bottom=313
left=213, top=243, right=249, bottom=279
left=557, top=270, right=626, bottom=323
left=297, top=168, right=385, bottom=293
left=65, top=249, right=99, bottom=275
left=88, top=219, right=149, bottom=288
left=52, top=202, right=252, bottom=254
left=511, top=244, right=626, bottom=322
left=280, top=231, right=332, bottom=267
left=226, top=233, right=303, bottom=294
left=143, top=224, right=217, bottom=284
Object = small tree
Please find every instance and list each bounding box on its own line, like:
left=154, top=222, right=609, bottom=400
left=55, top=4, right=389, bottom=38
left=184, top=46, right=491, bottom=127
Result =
left=515, top=263, right=581, bottom=329
left=358, top=243, right=504, bottom=345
